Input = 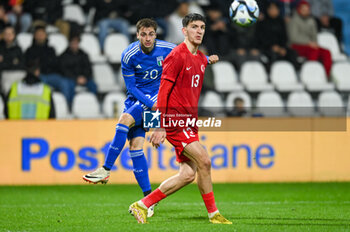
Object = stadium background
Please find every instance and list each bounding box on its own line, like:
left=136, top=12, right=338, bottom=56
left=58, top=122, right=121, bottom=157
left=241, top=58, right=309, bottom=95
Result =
left=0, top=0, right=349, bottom=185
left=0, top=1, right=350, bottom=231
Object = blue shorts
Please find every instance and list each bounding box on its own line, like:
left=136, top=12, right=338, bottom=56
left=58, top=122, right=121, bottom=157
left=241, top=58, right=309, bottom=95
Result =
left=123, top=94, right=157, bottom=140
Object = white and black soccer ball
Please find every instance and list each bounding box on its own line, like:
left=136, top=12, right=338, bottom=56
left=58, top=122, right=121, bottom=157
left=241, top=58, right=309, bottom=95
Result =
left=229, top=0, right=259, bottom=27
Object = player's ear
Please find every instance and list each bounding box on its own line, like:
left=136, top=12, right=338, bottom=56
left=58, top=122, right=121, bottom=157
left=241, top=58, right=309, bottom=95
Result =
left=136, top=32, right=140, bottom=40
left=182, top=27, right=187, bottom=36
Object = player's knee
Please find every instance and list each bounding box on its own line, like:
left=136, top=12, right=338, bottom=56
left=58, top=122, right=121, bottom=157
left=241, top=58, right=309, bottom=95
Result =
left=118, top=113, right=134, bottom=127
left=183, top=171, right=196, bottom=184
left=181, top=169, right=196, bottom=184
left=199, top=157, right=211, bottom=172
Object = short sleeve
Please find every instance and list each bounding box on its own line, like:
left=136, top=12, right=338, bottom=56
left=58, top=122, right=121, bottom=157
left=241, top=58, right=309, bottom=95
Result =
left=161, top=51, right=183, bottom=83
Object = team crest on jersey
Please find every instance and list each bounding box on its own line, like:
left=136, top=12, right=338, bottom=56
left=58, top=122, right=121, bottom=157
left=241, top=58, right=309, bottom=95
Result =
left=157, top=56, right=164, bottom=66
left=201, top=64, right=205, bottom=73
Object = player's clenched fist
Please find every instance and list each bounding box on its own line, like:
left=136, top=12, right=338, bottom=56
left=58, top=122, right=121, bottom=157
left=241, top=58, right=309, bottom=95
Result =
left=208, top=55, right=219, bottom=64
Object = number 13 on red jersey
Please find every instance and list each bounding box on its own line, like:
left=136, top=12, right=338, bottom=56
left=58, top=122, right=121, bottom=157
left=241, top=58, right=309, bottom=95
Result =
left=191, top=74, right=200, bottom=88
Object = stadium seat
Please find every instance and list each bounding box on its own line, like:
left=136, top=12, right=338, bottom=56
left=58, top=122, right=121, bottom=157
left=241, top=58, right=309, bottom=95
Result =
left=317, top=91, right=345, bottom=117
left=92, top=63, right=120, bottom=93
left=331, top=62, right=350, bottom=92
left=104, top=33, right=129, bottom=63
left=270, top=61, right=304, bottom=92
left=225, top=91, right=252, bottom=111
left=116, top=68, right=126, bottom=90
left=72, top=92, right=103, bottom=119
left=63, top=4, right=86, bottom=26
left=0, top=96, right=4, bottom=119
left=300, top=61, right=335, bottom=92
left=189, top=2, right=205, bottom=15
left=287, top=91, right=315, bottom=117
left=200, top=91, right=225, bottom=115
left=102, top=92, right=127, bottom=118
left=80, top=33, right=106, bottom=63
left=16, top=33, right=33, bottom=52
left=240, top=61, right=274, bottom=92
left=52, top=92, right=71, bottom=119
left=317, top=32, right=347, bottom=62
left=212, top=61, right=243, bottom=92
left=256, top=91, right=285, bottom=117
left=1, top=70, right=26, bottom=94
left=48, top=33, right=68, bottom=56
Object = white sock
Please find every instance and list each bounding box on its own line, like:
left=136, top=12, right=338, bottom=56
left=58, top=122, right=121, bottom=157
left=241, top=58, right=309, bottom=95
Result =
left=137, top=200, right=148, bottom=210
left=208, top=210, right=219, bottom=219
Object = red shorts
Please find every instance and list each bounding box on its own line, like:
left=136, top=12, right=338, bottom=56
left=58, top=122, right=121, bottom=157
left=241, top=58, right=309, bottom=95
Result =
left=166, top=127, right=199, bottom=163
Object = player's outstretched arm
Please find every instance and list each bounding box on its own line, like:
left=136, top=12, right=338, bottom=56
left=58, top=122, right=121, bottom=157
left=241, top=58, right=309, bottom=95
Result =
left=149, top=78, right=174, bottom=148
left=208, top=55, right=219, bottom=65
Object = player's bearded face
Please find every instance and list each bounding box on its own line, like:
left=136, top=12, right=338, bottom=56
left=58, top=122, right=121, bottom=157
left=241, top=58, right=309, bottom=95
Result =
left=137, top=27, right=156, bottom=51
left=184, top=21, right=205, bottom=45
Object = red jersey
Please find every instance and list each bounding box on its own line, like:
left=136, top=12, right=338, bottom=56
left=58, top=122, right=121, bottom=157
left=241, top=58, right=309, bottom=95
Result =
left=160, top=42, right=208, bottom=124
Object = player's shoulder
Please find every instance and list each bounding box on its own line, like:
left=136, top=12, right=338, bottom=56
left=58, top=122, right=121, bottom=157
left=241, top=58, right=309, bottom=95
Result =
left=167, top=42, right=185, bottom=56
left=197, top=50, right=208, bottom=63
left=122, top=41, right=140, bottom=64
left=155, top=40, right=176, bottom=50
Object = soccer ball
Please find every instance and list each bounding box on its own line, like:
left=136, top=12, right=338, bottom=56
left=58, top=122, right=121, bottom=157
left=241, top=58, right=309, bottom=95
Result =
left=229, top=0, right=259, bottom=27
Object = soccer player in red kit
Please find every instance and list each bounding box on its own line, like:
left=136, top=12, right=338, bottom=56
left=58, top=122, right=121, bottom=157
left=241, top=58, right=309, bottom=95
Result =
left=129, top=13, right=232, bottom=225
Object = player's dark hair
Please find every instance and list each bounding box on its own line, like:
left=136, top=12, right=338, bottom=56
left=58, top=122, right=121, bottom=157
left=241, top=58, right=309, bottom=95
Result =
left=182, top=13, right=206, bottom=27
left=136, top=18, right=158, bottom=32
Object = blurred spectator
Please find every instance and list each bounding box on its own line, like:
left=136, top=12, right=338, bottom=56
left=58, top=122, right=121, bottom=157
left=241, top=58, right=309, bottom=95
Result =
left=7, top=0, right=32, bottom=33
left=166, top=1, right=189, bottom=44
left=227, top=97, right=247, bottom=117
left=128, top=0, right=178, bottom=40
left=25, top=26, right=71, bottom=104
left=92, top=0, right=132, bottom=50
left=256, top=2, right=299, bottom=70
left=0, top=25, right=24, bottom=70
left=0, top=4, right=10, bottom=35
left=227, top=23, right=260, bottom=70
left=203, top=4, right=231, bottom=57
left=308, top=0, right=343, bottom=44
left=273, top=0, right=301, bottom=21
left=4, top=59, right=55, bottom=119
left=59, top=34, right=97, bottom=105
left=23, top=0, right=70, bottom=38
left=288, top=0, right=332, bottom=77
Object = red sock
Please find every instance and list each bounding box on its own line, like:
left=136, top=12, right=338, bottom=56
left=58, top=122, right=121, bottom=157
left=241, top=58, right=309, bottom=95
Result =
left=141, top=188, right=167, bottom=208
left=201, top=192, right=218, bottom=213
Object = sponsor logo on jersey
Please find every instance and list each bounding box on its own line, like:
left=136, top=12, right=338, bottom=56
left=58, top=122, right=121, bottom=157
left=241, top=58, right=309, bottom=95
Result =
left=136, top=64, right=142, bottom=69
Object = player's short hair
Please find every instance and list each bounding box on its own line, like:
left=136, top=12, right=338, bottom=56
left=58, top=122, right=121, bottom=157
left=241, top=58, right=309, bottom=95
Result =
left=136, top=18, right=158, bottom=32
left=182, top=13, right=206, bottom=27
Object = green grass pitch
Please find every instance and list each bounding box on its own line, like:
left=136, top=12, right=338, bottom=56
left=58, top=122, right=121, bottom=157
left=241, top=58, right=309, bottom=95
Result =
left=1, top=183, right=350, bottom=232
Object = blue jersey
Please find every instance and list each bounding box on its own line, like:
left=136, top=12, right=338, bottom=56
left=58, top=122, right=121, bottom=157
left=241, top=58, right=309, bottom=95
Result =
left=121, top=39, right=176, bottom=109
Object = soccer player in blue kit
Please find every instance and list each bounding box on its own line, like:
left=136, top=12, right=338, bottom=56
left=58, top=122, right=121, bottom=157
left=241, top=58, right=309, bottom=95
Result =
left=83, top=18, right=175, bottom=217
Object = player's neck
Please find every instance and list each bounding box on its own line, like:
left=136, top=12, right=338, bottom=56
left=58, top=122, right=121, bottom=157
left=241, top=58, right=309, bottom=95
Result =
left=184, top=40, right=199, bottom=55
